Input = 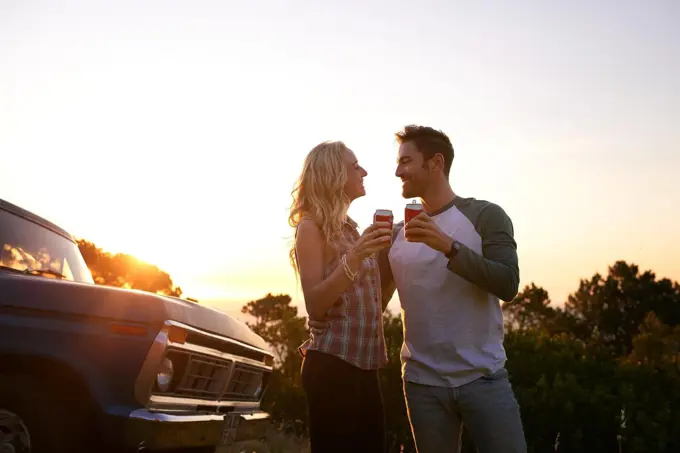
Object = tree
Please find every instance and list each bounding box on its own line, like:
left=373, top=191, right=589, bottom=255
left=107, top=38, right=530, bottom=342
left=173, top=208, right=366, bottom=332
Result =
left=627, top=311, right=680, bottom=369
left=502, top=284, right=580, bottom=338
left=241, top=293, right=310, bottom=424
left=503, top=327, right=680, bottom=453
left=241, top=293, right=309, bottom=379
left=564, top=261, right=680, bottom=357
left=77, top=239, right=184, bottom=297
left=503, top=283, right=557, bottom=332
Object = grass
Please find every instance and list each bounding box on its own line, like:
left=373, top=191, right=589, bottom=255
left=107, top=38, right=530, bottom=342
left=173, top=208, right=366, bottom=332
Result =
left=217, top=425, right=310, bottom=453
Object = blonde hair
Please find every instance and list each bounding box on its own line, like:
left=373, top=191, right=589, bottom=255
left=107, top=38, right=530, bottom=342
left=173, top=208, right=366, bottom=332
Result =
left=288, top=141, right=354, bottom=273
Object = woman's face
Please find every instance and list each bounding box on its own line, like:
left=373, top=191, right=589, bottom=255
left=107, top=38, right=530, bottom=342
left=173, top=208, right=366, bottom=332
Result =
left=343, top=148, right=368, bottom=201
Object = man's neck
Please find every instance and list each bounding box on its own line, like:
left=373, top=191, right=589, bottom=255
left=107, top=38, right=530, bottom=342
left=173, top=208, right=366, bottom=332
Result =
left=420, top=179, right=456, bottom=215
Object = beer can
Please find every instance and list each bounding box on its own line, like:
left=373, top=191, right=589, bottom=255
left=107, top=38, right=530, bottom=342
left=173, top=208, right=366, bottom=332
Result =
left=374, top=209, right=394, bottom=243
left=373, top=209, right=394, bottom=229
left=405, top=200, right=423, bottom=223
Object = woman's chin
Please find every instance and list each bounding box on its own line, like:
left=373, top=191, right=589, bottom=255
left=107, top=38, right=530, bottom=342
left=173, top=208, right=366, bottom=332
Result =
left=349, top=189, right=366, bottom=201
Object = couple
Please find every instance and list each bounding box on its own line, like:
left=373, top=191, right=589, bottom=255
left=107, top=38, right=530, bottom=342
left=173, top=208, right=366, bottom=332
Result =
left=288, top=125, right=527, bottom=453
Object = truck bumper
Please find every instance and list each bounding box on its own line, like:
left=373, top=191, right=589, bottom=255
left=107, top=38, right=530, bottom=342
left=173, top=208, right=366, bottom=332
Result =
left=123, top=409, right=270, bottom=450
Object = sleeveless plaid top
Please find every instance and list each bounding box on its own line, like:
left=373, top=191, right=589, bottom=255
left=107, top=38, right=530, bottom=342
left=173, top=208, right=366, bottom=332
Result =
left=298, top=220, right=388, bottom=370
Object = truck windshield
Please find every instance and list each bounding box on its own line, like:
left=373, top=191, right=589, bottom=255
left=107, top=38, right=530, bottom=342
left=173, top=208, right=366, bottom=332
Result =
left=0, top=210, right=94, bottom=284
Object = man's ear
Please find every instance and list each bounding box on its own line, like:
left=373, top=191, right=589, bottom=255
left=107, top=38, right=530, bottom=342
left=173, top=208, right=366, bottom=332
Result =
left=428, top=153, right=445, bottom=173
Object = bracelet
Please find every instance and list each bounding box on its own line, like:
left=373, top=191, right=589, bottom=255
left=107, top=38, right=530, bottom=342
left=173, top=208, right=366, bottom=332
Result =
left=341, top=254, right=358, bottom=281
left=342, top=254, right=357, bottom=280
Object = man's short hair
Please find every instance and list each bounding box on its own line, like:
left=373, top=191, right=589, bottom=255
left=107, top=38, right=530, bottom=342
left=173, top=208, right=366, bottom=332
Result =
left=395, top=125, right=454, bottom=176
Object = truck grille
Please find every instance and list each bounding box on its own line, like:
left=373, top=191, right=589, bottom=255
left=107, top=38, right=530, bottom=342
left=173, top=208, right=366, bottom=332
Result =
left=161, top=348, right=267, bottom=401
left=174, top=351, right=232, bottom=398
left=224, top=364, right=265, bottom=401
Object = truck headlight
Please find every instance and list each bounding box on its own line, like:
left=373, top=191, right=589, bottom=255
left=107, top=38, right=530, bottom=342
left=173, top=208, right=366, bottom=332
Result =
left=156, top=358, right=174, bottom=392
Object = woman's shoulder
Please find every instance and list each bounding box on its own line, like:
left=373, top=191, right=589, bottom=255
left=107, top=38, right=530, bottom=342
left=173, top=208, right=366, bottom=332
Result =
left=296, top=217, right=334, bottom=256
left=297, top=216, right=321, bottom=232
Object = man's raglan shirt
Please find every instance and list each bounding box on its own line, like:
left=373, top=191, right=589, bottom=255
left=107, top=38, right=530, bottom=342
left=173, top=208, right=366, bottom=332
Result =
left=378, top=196, right=520, bottom=387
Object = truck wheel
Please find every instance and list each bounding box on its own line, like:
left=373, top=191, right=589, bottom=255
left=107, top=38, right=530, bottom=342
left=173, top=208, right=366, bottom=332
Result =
left=0, top=409, right=31, bottom=453
left=0, top=374, right=89, bottom=453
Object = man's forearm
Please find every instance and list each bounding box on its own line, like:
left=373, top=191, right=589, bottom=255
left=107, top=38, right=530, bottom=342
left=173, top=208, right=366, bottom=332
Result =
left=443, top=201, right=520, bottom=302
left=447, top=243, right=519, bottom=302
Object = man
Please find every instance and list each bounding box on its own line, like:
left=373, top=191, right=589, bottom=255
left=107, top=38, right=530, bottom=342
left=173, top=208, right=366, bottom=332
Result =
left=379, top=124, right=527, bottom=453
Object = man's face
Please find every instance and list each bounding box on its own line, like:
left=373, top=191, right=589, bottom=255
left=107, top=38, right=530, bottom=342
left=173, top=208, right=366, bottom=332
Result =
left=395, top=141, right=431, bottom=199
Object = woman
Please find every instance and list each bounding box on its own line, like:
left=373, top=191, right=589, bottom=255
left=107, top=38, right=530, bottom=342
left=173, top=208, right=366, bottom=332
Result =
left=289, top=140, right=392, bottom=453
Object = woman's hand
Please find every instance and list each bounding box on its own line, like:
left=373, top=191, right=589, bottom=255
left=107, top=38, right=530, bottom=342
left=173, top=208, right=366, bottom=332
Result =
left=345, top=222, right=392, bottom=269
left=296, top=219, right=391, bottom=320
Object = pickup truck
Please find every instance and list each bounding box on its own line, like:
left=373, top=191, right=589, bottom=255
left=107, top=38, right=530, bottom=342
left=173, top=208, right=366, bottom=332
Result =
left=0, top=198, right=274, bottom=453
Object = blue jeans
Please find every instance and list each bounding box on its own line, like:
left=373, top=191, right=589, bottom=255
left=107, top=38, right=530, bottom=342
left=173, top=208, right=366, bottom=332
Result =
left=403, top=368, right=527, bottom=453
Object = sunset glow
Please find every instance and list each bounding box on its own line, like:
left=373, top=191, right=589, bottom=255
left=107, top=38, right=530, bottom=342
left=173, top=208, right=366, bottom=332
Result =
left=2, top=0, right=679, bottom=319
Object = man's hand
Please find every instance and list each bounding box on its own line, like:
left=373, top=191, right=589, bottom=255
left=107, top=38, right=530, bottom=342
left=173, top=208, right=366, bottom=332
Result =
left=307, top=317, right=329, bottom=335
left=404, top=212, right=454, bottom=254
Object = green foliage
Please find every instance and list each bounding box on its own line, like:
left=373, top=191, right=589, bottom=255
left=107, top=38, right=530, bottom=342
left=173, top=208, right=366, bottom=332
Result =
left=240, top=293, right=310, bottom=424
left=380, top=312, right=415, bottom=452
left=627, top=311, right=680, bottom=368
left=563, top=260, right=680, bottom=358
left=248, top=260, right=680, bottom=452
left=260, top=369, right=308, bottom=424
left=505, top=331, right=623, bottom=452
left=503, top=283, right=556, bottom=333
left=241, top=293, right=308, bottom=380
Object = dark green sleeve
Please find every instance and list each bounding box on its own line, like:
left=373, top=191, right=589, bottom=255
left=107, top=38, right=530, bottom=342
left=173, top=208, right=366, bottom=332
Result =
left=447, top=203, right=519, bottom=302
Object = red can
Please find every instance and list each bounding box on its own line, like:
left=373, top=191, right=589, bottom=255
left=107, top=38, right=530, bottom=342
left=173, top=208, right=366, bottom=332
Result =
left=374, top=209, right=394, bottom=229
left=405, top=201, right=423, bottom=223
left=374, top=209, right=394, bottom=244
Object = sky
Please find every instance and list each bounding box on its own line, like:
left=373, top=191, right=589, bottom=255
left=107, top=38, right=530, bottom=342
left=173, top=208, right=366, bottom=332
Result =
left=1, top=0, right=679, bottom=320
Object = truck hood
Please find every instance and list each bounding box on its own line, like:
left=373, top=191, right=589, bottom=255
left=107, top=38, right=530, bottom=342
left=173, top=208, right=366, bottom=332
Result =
left=0, top=273, right=268, bottom=351
left=158, top=294, right=268, bottom=351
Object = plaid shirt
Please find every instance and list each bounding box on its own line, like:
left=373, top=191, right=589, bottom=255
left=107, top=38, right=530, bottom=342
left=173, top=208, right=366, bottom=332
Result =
left=299, top=221, right=388, bottom=370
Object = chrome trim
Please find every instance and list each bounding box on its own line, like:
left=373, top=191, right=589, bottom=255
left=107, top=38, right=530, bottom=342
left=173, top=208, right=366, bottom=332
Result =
left=165, top=320, right=274, bottom=359
left=129, top=409, right=224, bottom=423
left=148, top=395, right=261, bottom=411
left=219, top=359, right=237, bottom=397
left=239, top=411, right=269, bottom=421
left=127, top=409, right=270, bottom=423
left=134, top=329, right=170, bottom=406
